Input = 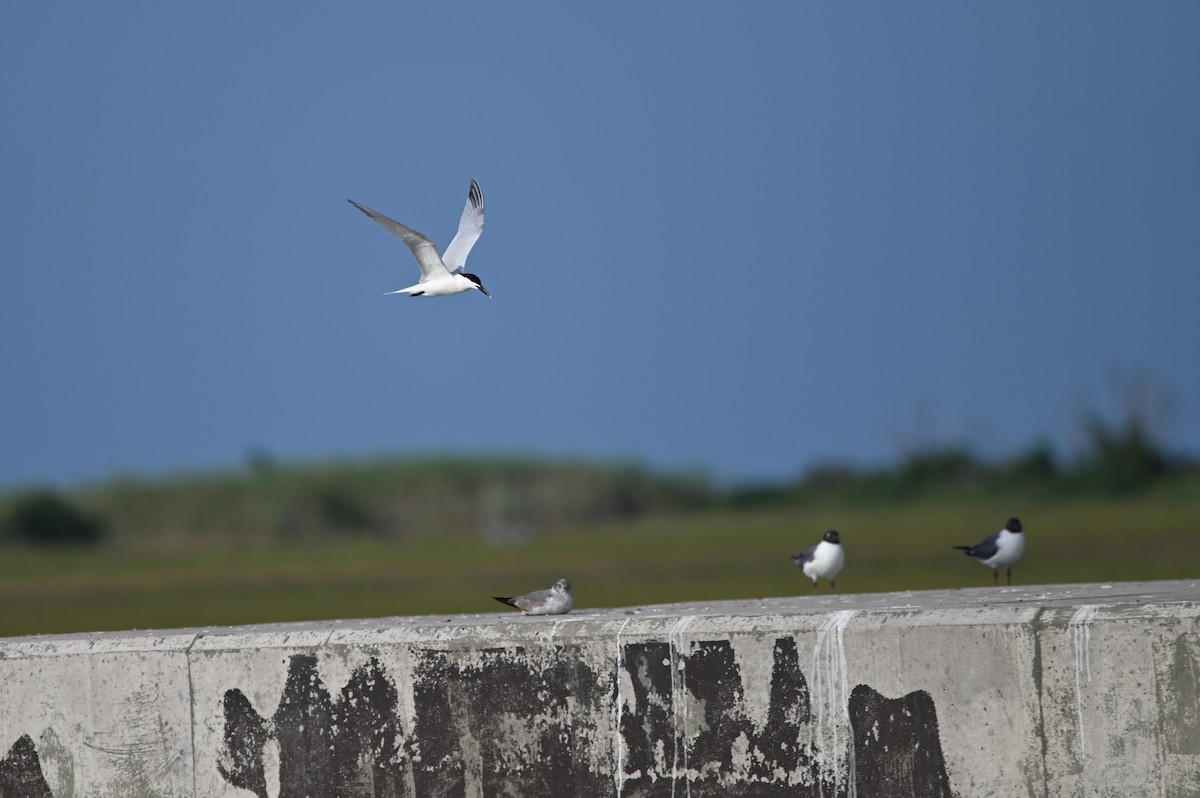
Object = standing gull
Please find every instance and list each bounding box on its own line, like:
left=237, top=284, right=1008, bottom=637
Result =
left=954, top=517, right=1025, bottom=585
left=792, top=530, right=845, bottom=592
left=493, top=578, right=573, bottom=616
left=348, top=178, right=492, bottom=298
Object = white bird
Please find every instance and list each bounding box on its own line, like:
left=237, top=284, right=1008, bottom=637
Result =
left=954, top=517, right=1025, bottom=585
left=348, top=178, right=492, bottom=298
left=493, top=578, right=574, bottom=616
left=792, top=530, right=845, bottom=592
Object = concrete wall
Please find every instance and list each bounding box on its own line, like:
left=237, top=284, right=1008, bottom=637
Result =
left=1, top=580, right=1197, bottom=797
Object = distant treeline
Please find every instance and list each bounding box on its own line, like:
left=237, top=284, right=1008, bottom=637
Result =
left=732, top=409, right=1197, bottom=507
left=0, top=457, right=711, bottom=549
left=2, top=409, right=1196, bottom=548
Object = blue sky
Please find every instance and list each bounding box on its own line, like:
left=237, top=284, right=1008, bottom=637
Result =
left=3, top=4, right=1198, bottom=488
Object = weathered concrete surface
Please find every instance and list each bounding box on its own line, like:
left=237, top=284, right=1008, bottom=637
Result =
left=1, top=580, right=1197, bottom=797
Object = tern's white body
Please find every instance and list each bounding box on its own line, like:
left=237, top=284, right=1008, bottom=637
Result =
left=348, top=178, right=491, bottom=299
left=386, top=273, right=483, bottom=297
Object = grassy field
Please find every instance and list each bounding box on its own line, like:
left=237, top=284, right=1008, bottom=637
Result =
left=1, top=495, right=1196, bottom=638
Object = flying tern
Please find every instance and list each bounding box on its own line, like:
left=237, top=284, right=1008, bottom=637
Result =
left=493, top=578, right=574, bottom=616
left=792, top=529, right=845, bottom=592
left=348, top=178, right=491, bottom=298
left=954, top=517, right=1025, bottom=585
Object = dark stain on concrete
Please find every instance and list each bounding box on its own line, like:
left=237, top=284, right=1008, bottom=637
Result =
left=410, top=645, right=609, bottom=797
left=219, top=654, right=410, bottom=798
left=849, top=684, right=954, bottom=798
left=332, top=656, right=408, bottom=796
left=760, top=636, right=822, bottom=791
left=0, top=735, right=53, bottom=798
left=617, top=640, right=675, bottom=788
left=686, top=638, right=826, bottom=797
left=215, top=640, right=956, bottom=797
left=217, top=689, right=271, bottom=798
left=272, top=654, right=336, bottom=798
left=618, top=637, right=837, bottom=797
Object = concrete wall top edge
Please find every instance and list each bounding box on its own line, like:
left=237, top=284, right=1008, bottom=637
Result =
left=1, top=580, right=1195, bottom=659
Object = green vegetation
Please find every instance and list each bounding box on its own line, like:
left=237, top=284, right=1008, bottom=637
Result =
left=1, top=490, right=107, bottom=546
left=0, top=493, right=1196, bottom=637
left=35, top=456, right=712, bottom=549
left=1, top=407, right=1196, bottom=638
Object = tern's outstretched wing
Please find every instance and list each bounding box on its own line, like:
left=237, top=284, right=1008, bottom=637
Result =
left=347, top=199, right=450, bottom=282
left=441, top=178, right=485, bottom=275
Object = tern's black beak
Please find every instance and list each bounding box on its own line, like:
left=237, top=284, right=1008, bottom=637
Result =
left=461, top=273, right=491, bottom=299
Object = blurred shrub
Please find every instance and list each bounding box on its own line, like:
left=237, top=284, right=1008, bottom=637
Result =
left=1074, top=411, right=1171, bottom=494
left=2, top=490, right=107, bottom=545
left=997, top=440, right=1059, bottom=483
left=895, top=445, right=981, bottom=489
left=278, top=482, right=382, bottom=540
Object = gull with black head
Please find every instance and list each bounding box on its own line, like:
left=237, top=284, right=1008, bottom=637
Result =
left=954, top=517, right=1026, bottom=586
left=348, top=178, right=492, bottom=299
left=792, top=530, right=845, bottom=592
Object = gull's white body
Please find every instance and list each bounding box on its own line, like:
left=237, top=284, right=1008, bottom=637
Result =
left=973, top=528, right=1025, bottom=570
left=494, top=578, right=573, bottom=616
left=955, top=518, right=1026, bottom=585
left=348, top=178, right=491, bottom=298
left=792, top=530, right=845, bottom=591
left=801, top=540, right=845, bottom=585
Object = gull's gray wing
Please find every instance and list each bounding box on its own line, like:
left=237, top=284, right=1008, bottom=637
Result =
left=792, top=543, right=818, bottom=565
left=494, top=588, right=553, bottom=612
left=956, top=531, right=1000, bottom=559
left=441, top=178, right=485, bottom=275
left=348, top=199, right=451, bottom=282
left=512, top=587, right=554, bottom=613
